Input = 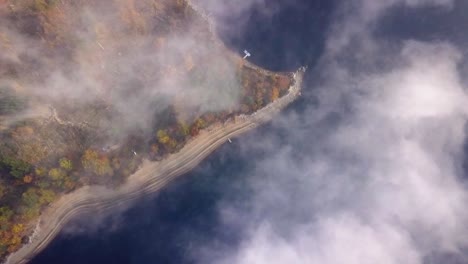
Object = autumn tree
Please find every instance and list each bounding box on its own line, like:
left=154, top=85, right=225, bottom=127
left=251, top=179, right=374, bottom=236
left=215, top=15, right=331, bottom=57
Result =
left=166, top=139, right=178, bottom=152
left=156, top=129, right=179, bottom=153
left=59, top=158, right=73, bottom=171
left=35, top=167, right=48, bottom=177
left=277, top=75, right=291, bottom=90
left=190, top=124, right=199, bottom=137
left=23, top=175, right=33, bottom=184
left=150, top=144, right=160, bottom=157
left=0, top=214, right=23, bottom=254
left=38, top=189, right=56, bottom=205
left=194, top=118, right=206, bottom=129
left=48, top=168, right=66, bottom=181
left=81, top=149, right=113, bottom=176
left=157, top=129, right=170, bottom=144
left=271, top=87, right=280, bottom=101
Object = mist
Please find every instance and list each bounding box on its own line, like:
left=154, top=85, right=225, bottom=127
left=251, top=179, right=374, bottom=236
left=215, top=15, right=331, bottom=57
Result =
left=4, top=0, right=468, bottom=263
left=192, top=0, right=468, bottom=263
left=0, top=0, right=241, bottom=139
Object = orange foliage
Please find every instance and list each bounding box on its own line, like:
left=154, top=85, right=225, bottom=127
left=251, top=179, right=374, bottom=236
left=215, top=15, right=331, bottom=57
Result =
left=271, top=87, right=279, bottom=101
left=278, top=76, right=291, bottom=90
left=0, top=223, right=23, bottom=254
left=81, top=149, right=113, bottom=176
left=64, top=180, right=76, bottom=190
left=23, top=175, right=33, bottom=183
left=0, top=231, right=11, bottom=245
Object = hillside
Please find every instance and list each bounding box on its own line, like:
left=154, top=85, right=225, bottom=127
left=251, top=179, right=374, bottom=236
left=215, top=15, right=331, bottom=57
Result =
left=0, top=0, right=295, bottom=261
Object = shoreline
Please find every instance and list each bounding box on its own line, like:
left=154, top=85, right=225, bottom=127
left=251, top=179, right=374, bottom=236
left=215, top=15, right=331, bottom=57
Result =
left=5, top=67, right=305, bottom=264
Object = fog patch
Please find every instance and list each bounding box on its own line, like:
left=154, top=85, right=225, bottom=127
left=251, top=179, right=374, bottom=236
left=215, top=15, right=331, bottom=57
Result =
left=0, top=0, right=241, bottom=138
left=194, top=1, right=468, bottom=264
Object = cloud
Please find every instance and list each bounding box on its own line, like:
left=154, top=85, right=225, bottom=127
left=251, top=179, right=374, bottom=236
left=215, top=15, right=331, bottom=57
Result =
left=0, top=1, right=241, bottom=138
left=192, top=0, right=287, bottom=40
left=194, top=1, right=468, bottom=264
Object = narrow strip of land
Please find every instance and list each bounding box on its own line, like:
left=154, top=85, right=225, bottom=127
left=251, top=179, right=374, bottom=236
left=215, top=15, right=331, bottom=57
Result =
left=5, top=67, right=304, bottom=264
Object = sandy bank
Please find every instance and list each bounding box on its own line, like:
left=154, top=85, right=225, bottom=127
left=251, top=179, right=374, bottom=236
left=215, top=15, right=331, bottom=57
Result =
left=5, top=67, right=305, bottom=264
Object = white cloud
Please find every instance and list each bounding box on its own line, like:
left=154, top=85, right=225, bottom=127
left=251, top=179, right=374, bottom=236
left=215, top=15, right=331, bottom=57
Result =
left=0, top=1, right=242, bottom=138
left=199, top=1, right=468, bottom=264
left=228, top=217, right=421, bottom=264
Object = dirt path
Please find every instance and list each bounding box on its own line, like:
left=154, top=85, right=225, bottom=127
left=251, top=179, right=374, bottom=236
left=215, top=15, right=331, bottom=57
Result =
left=4, top=67, right=303, bottom=264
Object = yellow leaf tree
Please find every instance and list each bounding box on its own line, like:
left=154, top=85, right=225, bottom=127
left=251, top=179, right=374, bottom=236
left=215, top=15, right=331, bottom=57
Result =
left=81, top=149, right=113, bottom=176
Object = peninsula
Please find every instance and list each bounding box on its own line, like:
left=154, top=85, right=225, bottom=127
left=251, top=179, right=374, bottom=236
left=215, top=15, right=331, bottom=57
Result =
left=0, top=0, right=304, bottom=263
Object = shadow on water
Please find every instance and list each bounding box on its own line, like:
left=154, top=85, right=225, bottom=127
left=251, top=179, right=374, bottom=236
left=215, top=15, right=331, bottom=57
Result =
left=30, top=1, right=334, bottom=263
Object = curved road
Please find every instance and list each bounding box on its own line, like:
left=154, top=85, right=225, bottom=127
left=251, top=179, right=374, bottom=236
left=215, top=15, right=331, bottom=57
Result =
left=5, top=68, right=304, bottom=264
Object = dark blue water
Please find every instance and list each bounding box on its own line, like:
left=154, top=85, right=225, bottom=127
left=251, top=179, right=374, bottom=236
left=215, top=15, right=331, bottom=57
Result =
left=30, top=2, right=334, bottom=263
left=31, top=141, right=255, bottom=264
left=30, top=1, right=468, bottom=263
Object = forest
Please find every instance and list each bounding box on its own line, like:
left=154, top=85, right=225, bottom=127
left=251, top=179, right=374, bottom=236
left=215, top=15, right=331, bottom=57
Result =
left=0, top=0, right=294, bottom=258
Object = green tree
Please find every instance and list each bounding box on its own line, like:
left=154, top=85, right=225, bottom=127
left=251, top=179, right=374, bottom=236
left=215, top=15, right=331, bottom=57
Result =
left=38, top=189, right=56, bottom=205
left=19, top=205, right=40, bottom=222
left=37, top=180, right=51, bottom=189
left=0, top=156, right=31, bottom=179
left=35, top=167, right=48, bottom=177
left=0, top=206, right=13, bottom=229
left=21, top=188, right=40, bottom=208
left=179, top=123, right=190, bottom=136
